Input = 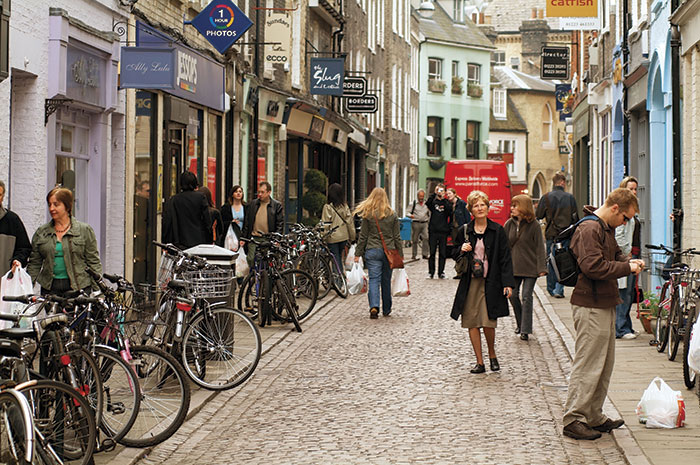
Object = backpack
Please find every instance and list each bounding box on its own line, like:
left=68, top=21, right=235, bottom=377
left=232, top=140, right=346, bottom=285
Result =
left=549, top=215, right=605, bottom=287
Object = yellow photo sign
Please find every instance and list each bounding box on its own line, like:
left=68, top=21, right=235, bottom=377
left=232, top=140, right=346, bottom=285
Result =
left=546, top=0, right=598, bottom=18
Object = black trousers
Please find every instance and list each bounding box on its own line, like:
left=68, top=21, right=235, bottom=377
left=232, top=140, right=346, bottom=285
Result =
left=428, top=231, right=448, bottom=276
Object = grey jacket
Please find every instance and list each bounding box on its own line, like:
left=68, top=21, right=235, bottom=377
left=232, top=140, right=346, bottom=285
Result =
left=355, top=213, right=403, bottom=259
left=27, top=219, right=102, bottom=292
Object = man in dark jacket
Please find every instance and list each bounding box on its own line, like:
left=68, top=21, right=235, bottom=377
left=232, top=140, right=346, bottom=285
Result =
left=241, top=182, right=284, bottom=263
left=535, top=172, right=579, bottom=298
left=562, top=188, right=644, bottom=441
left=426, top=184, right=452, bottom=279
left=162, top=171, right=212, bottom=249
left=0, top=180, right=31, bottom=276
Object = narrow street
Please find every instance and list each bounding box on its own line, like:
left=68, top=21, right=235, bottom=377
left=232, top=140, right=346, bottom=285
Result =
left=130, top=260, right=626, bottom=465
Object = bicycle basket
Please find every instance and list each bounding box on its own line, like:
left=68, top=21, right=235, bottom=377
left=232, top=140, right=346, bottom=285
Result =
left=181, top=268, right=234, bottom=298
left=157, top=253, right=177, bottom=289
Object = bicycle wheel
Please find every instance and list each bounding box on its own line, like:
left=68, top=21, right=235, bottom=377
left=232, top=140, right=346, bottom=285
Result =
left=668, top=293, right=682, bottom=361
left=181, top=306, right=261, bottom=390
left=327, top=253, right=349, bottom=298
left=656, top=286, right=670, bottom=353
left=0, top=390, right=33, bottom=465
left=298, top=254, right=332, bottom=299
left=272, top=269, right=318, bottom=321
left=120, top=345, right=190, bottom=448
left=18, top=379, right=96, bottom=465
left=271, top=278, right=302, bottom=332
left=683, top=305, right=698, bottom=389
left=90, top=346, right=140, bottom=442
left=60, top=345, right=104, bottom=435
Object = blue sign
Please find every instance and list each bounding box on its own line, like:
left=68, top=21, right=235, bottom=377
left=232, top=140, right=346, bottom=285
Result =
left=120, top=48, right=176, bottom=89
left=135, top=22, right=225, bottom=112
left=310, top=58, right=345, bottom=96
left=555, top=84, right=573, bottom=121
left=190, top=0, right=253, bottom=54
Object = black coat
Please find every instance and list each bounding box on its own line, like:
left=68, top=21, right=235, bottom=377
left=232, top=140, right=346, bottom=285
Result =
left=209, top=207, right=224, bottom=247
left=241, top=197, right=284, bottom=238
left=220, top=202, right=246, bottom=238
left=162, top=190, right=212, bottom=249
left=0, top=208, right=31, bottom=273
left=450, top=219, right=516, bottom=321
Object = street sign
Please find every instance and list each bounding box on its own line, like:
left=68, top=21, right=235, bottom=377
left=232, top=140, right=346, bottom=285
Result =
left=344, top=94, right=378, bottom=113
left=343, top=77, right=367, bottom=97
left=541, top=46, right=569, bottom=80
left=310, top=58, right=345, bottom=96
left=190, top=0, right=253, bottom=54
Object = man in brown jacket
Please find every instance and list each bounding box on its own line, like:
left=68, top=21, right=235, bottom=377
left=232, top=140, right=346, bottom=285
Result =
left=562, top=188, right=645, bottom=440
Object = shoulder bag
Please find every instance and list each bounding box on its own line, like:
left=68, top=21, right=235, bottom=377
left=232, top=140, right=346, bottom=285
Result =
left=332, top=205, right=356, bottom=242
left=375, top=217, right=404, bottom=269
left=454, top=227, right=469, bottom=276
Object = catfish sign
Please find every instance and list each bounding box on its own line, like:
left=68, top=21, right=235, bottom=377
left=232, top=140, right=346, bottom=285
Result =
left=310, top=58, right=344, bottom=96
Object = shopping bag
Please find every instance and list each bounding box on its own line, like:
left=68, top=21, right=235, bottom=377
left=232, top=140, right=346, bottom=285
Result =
left=235, top=252, right=249, bottom=278
left=224, top=225, right=240, bottom=252
left=687, top=317, right=700, bottom=374
left=391, top=268, right=410, bottom=297
left=0, top=267, right=34, bottom=330
left=635, top=377, right=685, bottom=428
left=345, top=244, right=356, bottom=271
left=347, top=261, right=367, bottom=295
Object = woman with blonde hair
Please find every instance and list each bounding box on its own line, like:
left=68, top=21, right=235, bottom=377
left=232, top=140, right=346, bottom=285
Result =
left=504, top=194, right=547, bottom=341
left=354, top=187, right=403, bottom=319
left=451, top=190, right=515, bottom=373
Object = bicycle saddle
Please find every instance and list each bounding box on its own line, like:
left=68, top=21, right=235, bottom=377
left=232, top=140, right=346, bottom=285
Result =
left=0, top=339, right=23, bottom=358
left=0, top=327, right=36, bottom=341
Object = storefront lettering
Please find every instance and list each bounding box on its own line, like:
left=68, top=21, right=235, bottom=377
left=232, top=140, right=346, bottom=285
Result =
left=312, top=65, right=341, bottom=89
left=177, top=51, right=198, bottom=93
left=125, top=61, right=172, bottom=75
left=72, top=56, right=99, bottom=88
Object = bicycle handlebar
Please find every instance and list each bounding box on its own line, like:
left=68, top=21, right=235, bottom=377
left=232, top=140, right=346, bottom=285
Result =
left=153, top=240, right=210, bottom=268
left=644, top=244, right=700, bottom=255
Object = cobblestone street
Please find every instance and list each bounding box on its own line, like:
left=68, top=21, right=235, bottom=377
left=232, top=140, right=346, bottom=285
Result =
left=134, top=260, right=627, bottom=464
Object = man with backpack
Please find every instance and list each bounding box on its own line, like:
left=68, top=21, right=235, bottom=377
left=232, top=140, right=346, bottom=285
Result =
left=536, top=172, right=579, bottom=298
left=562, top=188, right=645, bottom=441
left=406, top=189, right=430, bottom=260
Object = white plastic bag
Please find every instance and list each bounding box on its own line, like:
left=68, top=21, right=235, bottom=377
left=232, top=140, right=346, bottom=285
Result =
left=635, top=377, right=685, bottom=428
left=345, top=245, right=356, bottom=271
left=391, top=268, right=410, bottom=297
left=0, top=267, right=34, bottom=330
left=688, top=317, right=700, bottom=374
left=224, top=225, right=240, bottom=252
left=235, top=252, right=249, bottom=278
left=346, top=261, right=367, bottom=295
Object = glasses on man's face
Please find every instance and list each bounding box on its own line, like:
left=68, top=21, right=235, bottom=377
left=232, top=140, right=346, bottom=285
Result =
left=622, top=213, right=631, bottom=223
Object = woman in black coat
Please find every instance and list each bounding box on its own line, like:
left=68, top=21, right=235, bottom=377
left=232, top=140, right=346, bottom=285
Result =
left=220, top=185, right=246, bottom=251
left=451, top=190, right=515, bottom=374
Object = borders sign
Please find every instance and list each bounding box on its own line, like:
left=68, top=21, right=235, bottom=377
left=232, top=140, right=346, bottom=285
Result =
left=343, top=77, right=367, bottom=97
left=541, top=46, right=569, bottom=80
left=190, top=0, right=253, bottom=54
left=345, top=94, right=377, bottom=113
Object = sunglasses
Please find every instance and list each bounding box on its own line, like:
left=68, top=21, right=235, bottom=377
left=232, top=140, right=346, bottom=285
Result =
left=622, top=213, right=631, bottom=223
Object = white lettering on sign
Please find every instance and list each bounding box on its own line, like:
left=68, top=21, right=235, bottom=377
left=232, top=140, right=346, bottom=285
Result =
left=206, top=29, right=238, bottom=37
left=125, top=62, right=171, bottom=75
left=312, top=64, right=341, bottom=89
left=177, top=51, right=198, bottom=93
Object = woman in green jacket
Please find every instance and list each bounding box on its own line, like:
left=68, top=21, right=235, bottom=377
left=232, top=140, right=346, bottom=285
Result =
left=321, top=183, right=356, bottom=271
left=27, top=187, right=102, bottom=296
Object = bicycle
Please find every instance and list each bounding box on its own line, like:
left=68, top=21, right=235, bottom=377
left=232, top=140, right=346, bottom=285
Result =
left=293, top=223, right=349, bottom=299
left=0, top=377, right=34, bottom=465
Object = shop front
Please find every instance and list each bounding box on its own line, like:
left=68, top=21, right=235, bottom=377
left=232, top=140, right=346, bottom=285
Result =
left=571, top=95, right=590, bottom=213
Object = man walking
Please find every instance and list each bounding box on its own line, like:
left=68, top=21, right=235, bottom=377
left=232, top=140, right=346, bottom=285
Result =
left=426, top=184, right=452, bottom=279
left=406, top=189, right=430, bottom=260
left=536, top=172, right=579, bottom=298
left=562, top=187, right=644, bottom=440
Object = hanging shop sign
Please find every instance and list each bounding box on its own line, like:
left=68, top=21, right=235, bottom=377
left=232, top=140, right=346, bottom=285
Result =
left=555, top=84, right=574, bottom=121
left=344, top=94, right=378, bottom=113
left=342, top=77, right=367, bottom=97
left=265, top=9, right=291, bottom=64
left=541, top=46, right=569, bottom=80
left=190, top=0, right=253, bottom=54
left=120, top=48, right=176, bottom=89
left=546, top=0, right=598, bottom=18
left=310, top=58, right=345, bottom=96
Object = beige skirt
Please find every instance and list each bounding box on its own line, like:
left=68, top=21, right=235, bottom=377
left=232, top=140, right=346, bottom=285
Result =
left=461, top=277, right=497, bottom=329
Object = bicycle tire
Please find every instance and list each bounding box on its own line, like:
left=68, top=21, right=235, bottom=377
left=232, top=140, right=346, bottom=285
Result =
left=326, top=253, right=349, bottom=298
left=181, top=306, right=261, bottom=390
left=271, top=269, right=318, bottom=321
left=120, top=345, right=190, bottom=448
left=272, top=278, right=302, bottom=332
left=656, top=284, right=670, bottom=352
left=237, top=274, right=259, bottom=319
left=57, top=344, right=104, bottom=436
left=89, top=346, right=141, bottom=443
left=668, top=293, right=682, bottom=361
left=0, top=390, right=33, bottom=465
left=18, top=379, right=97, bottom=465
left=298, top=254, right=332, bottom=299
left=683, top=305, right=697, bottom=389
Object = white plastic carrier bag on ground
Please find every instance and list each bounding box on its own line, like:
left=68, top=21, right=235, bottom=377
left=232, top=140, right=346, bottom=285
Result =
left=687, top=317, right=700, bottom=374
left=391, top=268, right=410, bottom=297
left=345, top=245, right=356, bottom=271
left=235, top=252, right=249, bottom=278
left=635, top=377, right=685, bottom=428
left=0, top=267, right=34, bottom=330
left=346, top=260, right=367, bottom=295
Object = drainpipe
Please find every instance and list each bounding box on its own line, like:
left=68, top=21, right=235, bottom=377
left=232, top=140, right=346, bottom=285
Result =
left=670, top=20, right=682, bottom=261
left=331, top=1, right=345, bottom=114
left=252, top=0, right=260, bottom=200
left=622, top=0, right=629, bottom=173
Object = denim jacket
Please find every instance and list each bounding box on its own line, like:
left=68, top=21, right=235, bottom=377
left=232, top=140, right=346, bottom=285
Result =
left=27, top=218, right=102, bottom=291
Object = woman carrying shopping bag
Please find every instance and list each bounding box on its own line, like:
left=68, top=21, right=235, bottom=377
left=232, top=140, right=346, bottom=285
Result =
left=354, top=188, right=403, bottom=319
left=220, top=185, right=247, bottom=251
left=321, top=183, right=356, bottom=271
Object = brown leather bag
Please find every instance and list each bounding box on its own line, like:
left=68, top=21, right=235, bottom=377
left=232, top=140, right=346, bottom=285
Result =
left=375, top=217, right=404, bottom=269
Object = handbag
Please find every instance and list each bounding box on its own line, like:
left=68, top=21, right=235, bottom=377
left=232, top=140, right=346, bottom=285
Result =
left=375, top=217, right=404, bottom=269
left=332, top=205, right=356, bottom=242
left=454, top=227, right=469, bottom=276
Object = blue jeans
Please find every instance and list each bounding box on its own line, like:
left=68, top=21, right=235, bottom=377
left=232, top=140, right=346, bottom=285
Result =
left=510, top=277, right=537, bottom=334
left=365, top=248, right=393, bottom=314
left=615, top=274, right=635, bottom=337
left=546, top=239, right=565, bottom=296
left=327, top=241, right=346, bottom=274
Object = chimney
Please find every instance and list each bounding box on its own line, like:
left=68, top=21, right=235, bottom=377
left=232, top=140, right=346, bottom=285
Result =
left=532, top=8, right=537, bottom=19
left=539, top=9, right=544, bottom=19
left=479, top=13, right=484, bottom=24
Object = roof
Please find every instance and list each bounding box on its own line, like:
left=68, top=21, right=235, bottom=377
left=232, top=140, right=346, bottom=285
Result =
left=482, top=0, right=563, bottom=32
left=493, top=66, right=559, bottom=92
left=490, top=95, right=527, bottom=132
left=414, top=3, right=494, bottom=50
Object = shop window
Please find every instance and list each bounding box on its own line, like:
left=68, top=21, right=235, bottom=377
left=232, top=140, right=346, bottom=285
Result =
left=133, top=91, right=156, bottom=285
left=55, top=109, right=90, bottom=222
left=187, top=107, right=203, bottom=182
left=207, top=114, right=221, bottom=206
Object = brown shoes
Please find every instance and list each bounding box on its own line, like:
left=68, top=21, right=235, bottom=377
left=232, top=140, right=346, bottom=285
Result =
left=592, top=418, right=625, bottom=433
left=369, top=307, right=379, bottom=319
left=563, top=421, right=602, bottom=440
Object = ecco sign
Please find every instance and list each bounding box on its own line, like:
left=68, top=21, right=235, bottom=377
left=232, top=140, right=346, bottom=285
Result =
left=344, top=94, right=377, bottom=113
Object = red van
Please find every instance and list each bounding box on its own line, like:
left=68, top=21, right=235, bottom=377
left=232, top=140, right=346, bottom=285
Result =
left=443, top=160, right=512, bottom=225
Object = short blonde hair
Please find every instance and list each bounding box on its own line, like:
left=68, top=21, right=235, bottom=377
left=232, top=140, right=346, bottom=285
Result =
left=466, top=190, right=490, bottom=213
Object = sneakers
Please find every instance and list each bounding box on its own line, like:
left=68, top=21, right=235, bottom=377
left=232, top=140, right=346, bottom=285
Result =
left=438, top=273, right=446, bottom=279
left=592, top=418, right=625, bottom=433
left=428, top=273, right=434, bottom=279
left=563, top=421, right=602, bottom=440
left=621, top=333, right=637, bottom=340
left=553, top=293, right=565, bottom=299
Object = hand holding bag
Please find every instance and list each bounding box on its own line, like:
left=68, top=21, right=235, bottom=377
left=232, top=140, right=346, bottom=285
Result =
left=375, top=217, right=404, bottom=269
